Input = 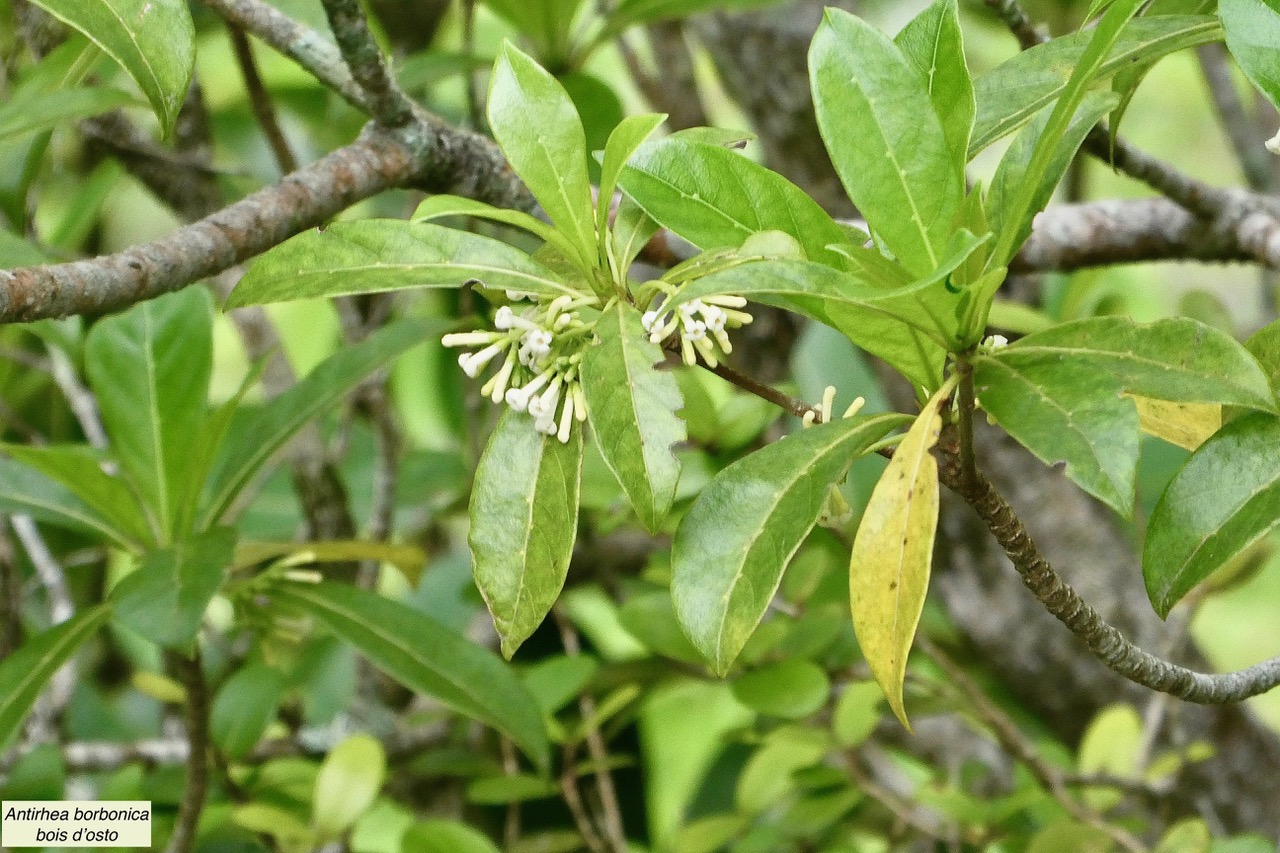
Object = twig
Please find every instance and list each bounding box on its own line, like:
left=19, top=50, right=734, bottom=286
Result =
left=229, top=26, right=300, bottom=175
left=1196, top=43, right=1274, bottom=193
left=842, top=749, right=954, bottom=842
left=46, top=344, right=108, bottom=449
left=316, top=0, right=414, bottom=127
left=556, top=611, right=627, bottom=852
left=499, top=738, right=523, bottom=849
left=920, top=637, right=1148, bottom=853
left=981, top=0, right=1044, bottom=51
left=559, top=740, right=608, bottom=853
left=954, top=358, right=978, bottom=493
left=0, top=518, right=20, bottom=660
left=165, top=651, right=211, bottom=853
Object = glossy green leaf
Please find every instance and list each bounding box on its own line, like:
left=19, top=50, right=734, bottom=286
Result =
left=989, top=0, right=1145, bottom=268
left=313, top=734, right=386, bottom=841
left=894, top=0, right=974, bottom=174
left=0, top=605, right=111, bottom=750
left=998, top=317, right=1276, bottom=411
left=86, top=286, right=213, bottom=541
left=1246, top=317, right=1280, bottom=395
left=0, top=87, right=135, bottom=143
left=598, top=113, right=666, bottom=270
left=0, top=457, right=128, bottom=545
left=1221, top=0, right=1280, bottom=111
left=402, top=820, right=501, bottom=853
left=668, top=259, right=951, bottom=390
left=987, top=91, right=1120, bottom=269
left=974, top=355, right=1139, bottom=514
left=470, top=411, right=583, bottom=658
left=201, top=317, right=439, bottom=526
left=111, top=527, right=236, bottom=648
left=810, top=8, right=961, bottom=276
left=618, top=137, right=847, bottom=267
left=412, top=195, right=584, bottom=265
left=672, top=414, right=908, bottom=675
left=581, top=303, right=684, bottom=532
left=611, top=194, right=660, bottom=274
left=1, top=444, right=151, bottom=545
left=227, top=221, right=574, bottom=308
left=731, top=660, right=830, bottom=719
left=849, top=392, right=945, bottom=729
left=488, top=43, right=596, bottom=267
left=1144, top=412, right=1280, bottom=616
left=270, top=581, right=550, bottom=771
left=25, top=0, right=194, bottom=135
left=971, top=16, right=1219, bottom=155
left=210, top=663, right=286, bottom=759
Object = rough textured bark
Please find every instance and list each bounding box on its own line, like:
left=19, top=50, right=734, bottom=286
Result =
left=700, top=0, right=1280, bottom=835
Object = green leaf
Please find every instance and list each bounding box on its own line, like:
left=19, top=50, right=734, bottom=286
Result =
left=598, top=113, right=666, bottom=272
left=482, top=0, right=587, bottom=65
left=581, top=303, right=684, bottom=532
left=0, top=605, right=111, bottom=750
left=1, top=445, right=152, bottom=545
left=412, top=195, right=585, bottom=266
left=470, top=411, right=584, bottom=658
left=618, top=137, right=848, bottom=267
left=488, top=43, right=596, bottom=269
left=1220, top=0, right=1280, bottom=112
left=671, top=414, right=909, bottom=675
left=988, top=0, right=1145, bottom=268
left=1144, top=412, right=1280, bottom=616
left=0, top=457, right=129, bottom=545
left=270, top=581, right=550, bottom=771
left=201, top=317, right=439, bottom=527
left=313, top=733, right=386, bottom=841
left=466, top=774, right=560, bottom=804
left=974, top=355, right=1139, bottom=514
left=599, top=0, right=781, bottom=41
left=611, top=195, right=660, bottom=274
left=849, top=391, right=945, bottom=729
left=971, top=15, right=1220, bottom=155
left=668, top=259, right=951, bottom=390
left=998, top=317, right=1277, bottom=411
left=987, top=91, right=1121, bottom=269
left=894, top=0, right=974, bottom=175
left=85, top=286, right=213, bottom=541
left=1246, top=317, right=1280, bottom=395
left=24, top=0, right=194, bottom=136
left=111, top=527, right=236, bottom=648
left=731, top=660, right=831, bottom=719
left=809, top=8, right=961, bottom=276
left=0, top=86, right=135, bottom=143
left=210, top=663, right=286, bottom=760
left=402, top=820, right=501, bottom=853
left=522, top=654, right=599, bottom=714
left=227, top=221, right=575, bottom=308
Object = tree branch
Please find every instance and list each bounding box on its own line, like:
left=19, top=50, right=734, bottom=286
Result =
left=165, top=651, right=211, bottom=853
left=316, top=0, right=414, bottom=126
left=228, top=26, right=299, bottom=175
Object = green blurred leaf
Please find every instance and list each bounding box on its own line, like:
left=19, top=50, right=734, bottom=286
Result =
left=581, top=303, right=684, bottom=532
left=1156, top=820, right=1212, bottom=853
left=600, top=0, right=780, bottom=40
left=24, top=0, right=194, bottom=135
left=210, top=664, right=286, bottom=760
left=488, top=43, right=596, bottom=268
left=597, top=113, right=665, bottom=273
left=0, top=605, right=111, bottom=750
left=559, top=71, right=624, bottom=183
left=313, top=733, right=386, bottom=841
left=1, top=445, right=151, bottom=545
left=1144, top=412, right=1280, bottom=616
left=0, top=457, right=129, bottom=545
left=619, top=137, right=848, bottom=267
left=1246, top=316, right=1280, bottom=395
left=466, top=774, right=560, bottom=804
left=732, top=660, right=830, bottom=719
left=271, top=582, right=550, bottom=771
left=810, top=8, right=961, bottom=276
left=470, top=411, right=583, bottom=658
left=86, top=286, right=213, bottom=541
left=617, top=591, right=703, bottom=665
left=672, top=414, right=908, bottom=675
left=971, top=15, right=1220, bottom=155
left=227, top=221, right=575, bottom=308
left=402, top=819, right=501, bottom=853
left=832, top=681, right=885, bottom=748
left=521, top=654, right=598, bottom=715
left=201, top=317, right=438, bottom=527
left=735, top=726, right=830, bottom=813
left=849, top=392, right=945, bottom=729
left=234, top=540, right=427, bottom=584
left=0, top=87, right=135, bottom=143
left=894, top=0, right=974, bottom=175
left=483, top=0, right=586, bottom=65
left=111, top=527, right=236, bottom=648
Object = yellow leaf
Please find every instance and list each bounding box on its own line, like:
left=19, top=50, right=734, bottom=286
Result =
left=131, top=671, right=186, bottom=704
left=1128, top=395, right=1221, bottom=451
left=849, top=384, right=947, bottom=729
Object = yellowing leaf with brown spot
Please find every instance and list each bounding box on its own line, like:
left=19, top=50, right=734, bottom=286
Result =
left=849, top=387, right=946, bottom=729
left=1128, top=395, right=1221, bottom=451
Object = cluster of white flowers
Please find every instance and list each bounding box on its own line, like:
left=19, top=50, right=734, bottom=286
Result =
left=641, top=294, right=752, bottom=368
left=442, top=295, right=596, bottom=443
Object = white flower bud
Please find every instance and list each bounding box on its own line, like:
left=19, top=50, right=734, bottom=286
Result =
left=494, top=306, right=516, bottom=330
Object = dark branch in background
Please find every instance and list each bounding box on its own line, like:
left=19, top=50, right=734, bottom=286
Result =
left=164, top=652, right=210, bottom=853
left=0, top=521, right=19, bottom=660
left=1197, top=43, right=1275, bottom=193
left=316, top=0, right=414, bottom=126
left=981, top=0, right=1044, bottom=51
left=228, top=26, right=299, bottom=175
